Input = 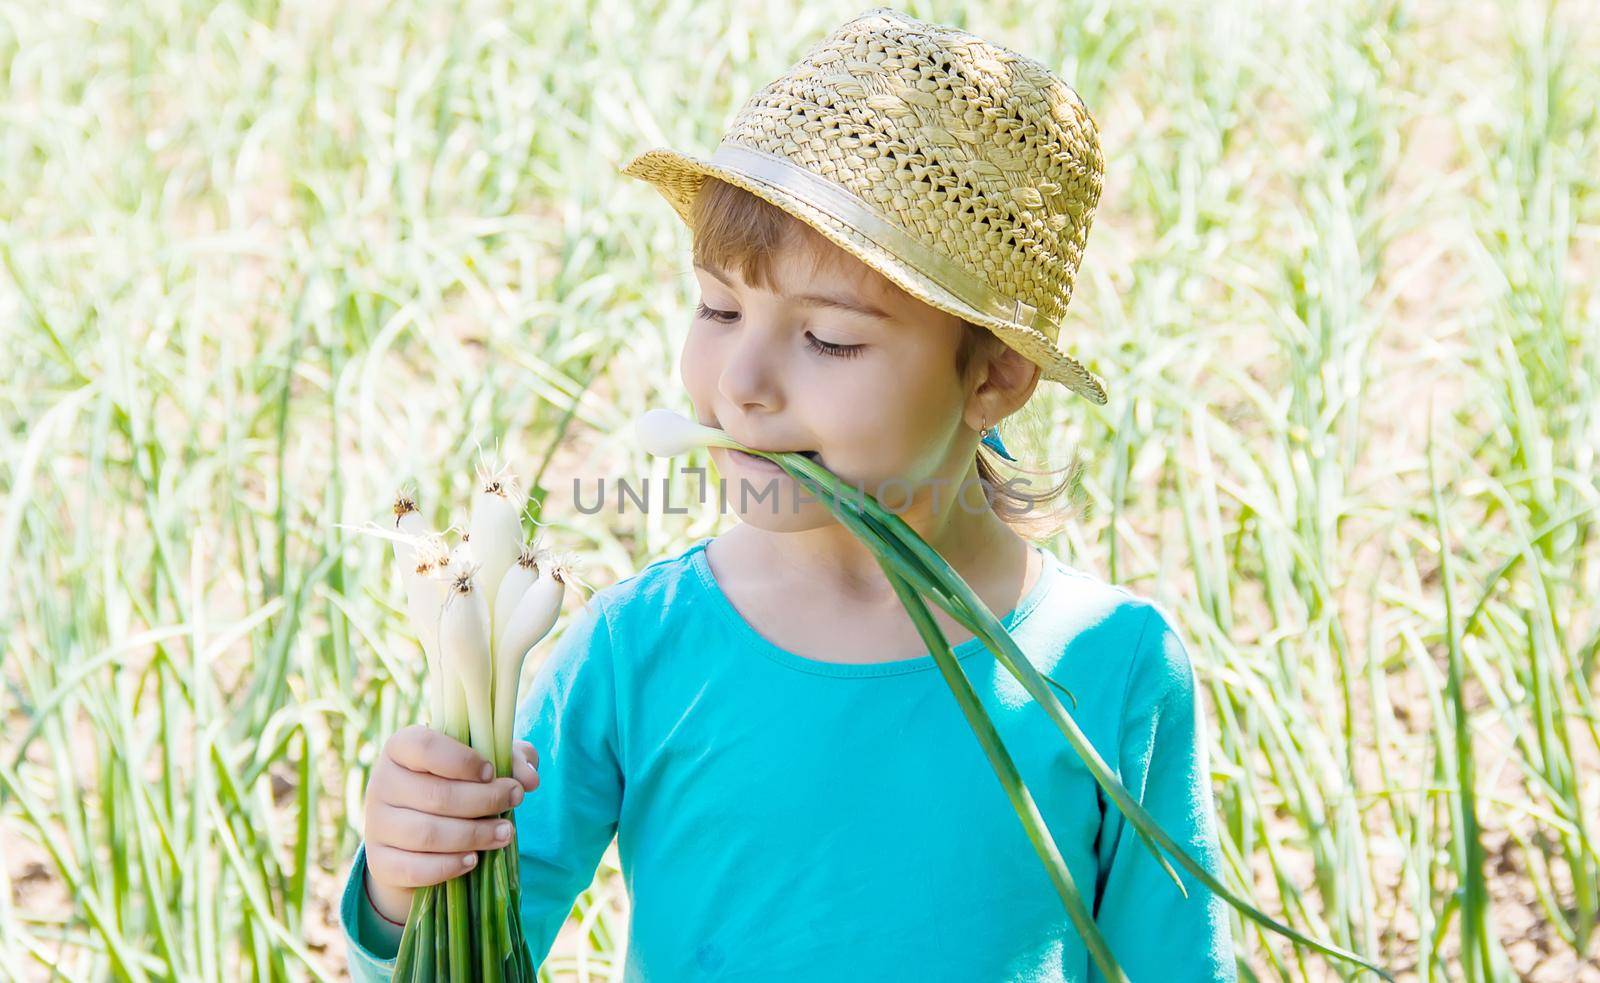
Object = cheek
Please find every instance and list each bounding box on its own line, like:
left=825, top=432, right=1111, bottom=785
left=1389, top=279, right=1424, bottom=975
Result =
left=679, top=322, right=719, bottom=397
left=877, top=403, right=954, bottom=474
left=816, top=385, right=956, bottom=477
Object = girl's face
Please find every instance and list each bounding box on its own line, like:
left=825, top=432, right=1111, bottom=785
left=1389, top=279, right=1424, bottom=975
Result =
left=681, top=237, right=981, bottom=532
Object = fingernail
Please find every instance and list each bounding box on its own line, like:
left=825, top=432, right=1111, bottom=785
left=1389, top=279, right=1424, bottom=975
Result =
left=479, top=763, right=493, bottom=782
left=462, top=853, right=477, bottom=868
left=497, top=821, right=512, bottom=840
left=511, top=786, right=524, bottom=806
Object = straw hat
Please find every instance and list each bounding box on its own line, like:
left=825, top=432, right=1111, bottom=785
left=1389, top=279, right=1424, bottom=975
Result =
left=618, top=6, right=1108, bottom=404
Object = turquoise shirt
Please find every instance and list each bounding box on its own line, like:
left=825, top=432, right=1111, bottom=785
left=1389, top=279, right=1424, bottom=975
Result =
left=340, top=536, right=1237, bottom=981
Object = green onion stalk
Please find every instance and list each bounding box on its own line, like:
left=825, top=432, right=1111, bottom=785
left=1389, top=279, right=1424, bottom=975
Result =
left=367, top=473, right=569, bottom=982
left=633, top=409, right=1395, bottom=982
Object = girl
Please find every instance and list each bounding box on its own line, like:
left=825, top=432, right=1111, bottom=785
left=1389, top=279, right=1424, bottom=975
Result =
left=341, top=8, right=1236, bottom=981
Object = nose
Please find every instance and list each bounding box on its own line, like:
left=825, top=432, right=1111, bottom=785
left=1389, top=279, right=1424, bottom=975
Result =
left=716, top=326, right=783, bottom=413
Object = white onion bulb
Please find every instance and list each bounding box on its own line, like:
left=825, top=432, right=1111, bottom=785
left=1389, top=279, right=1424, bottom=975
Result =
left=492, top=552, right=569, bottom=757
left=471, top=474, right=524, bottom=620
left=439, top=566, right=495, bottom=756
left=632, top=408, right=742, bottom=457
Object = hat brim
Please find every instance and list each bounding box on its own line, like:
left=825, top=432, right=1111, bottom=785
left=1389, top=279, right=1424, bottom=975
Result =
left=618, top=147, right=1108, bottom=405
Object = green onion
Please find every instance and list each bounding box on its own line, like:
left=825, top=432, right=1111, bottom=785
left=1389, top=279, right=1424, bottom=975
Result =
left=359, top=470, right=568, bottom=981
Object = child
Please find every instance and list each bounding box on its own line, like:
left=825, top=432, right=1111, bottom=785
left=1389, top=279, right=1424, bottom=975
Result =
left=340, top=8, right=1236, bottom=981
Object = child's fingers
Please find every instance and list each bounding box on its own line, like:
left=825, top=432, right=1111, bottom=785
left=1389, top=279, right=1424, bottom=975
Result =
left=378, top=766, right=524, bottom=819
left=511, top=744, right=541, bottom=793
left=517, top=740, right=539, bottom=769
left=366, top=839, right=481, bottom=889
left=388, top=724, right=493, bottom=782
left=372, top=801, right=515, bottom=855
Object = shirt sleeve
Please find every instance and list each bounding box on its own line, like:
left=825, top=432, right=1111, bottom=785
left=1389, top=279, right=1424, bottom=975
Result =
left=1088, top=602, right=1237, bottom=982
left=510, top=593, right=627, bottom=969
left=336, top=840, right=399, bottom=981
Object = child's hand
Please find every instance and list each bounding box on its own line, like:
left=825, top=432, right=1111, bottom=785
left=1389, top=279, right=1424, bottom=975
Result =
left=361, top=725, right=541, bottom=924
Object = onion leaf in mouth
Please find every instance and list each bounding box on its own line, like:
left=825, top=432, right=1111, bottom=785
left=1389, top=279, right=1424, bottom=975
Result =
left=880, top=562, right=1120, bottom=976
left=629, top=408, right=1391, bottom=979
left=758, top=445, right=1397, bottom=983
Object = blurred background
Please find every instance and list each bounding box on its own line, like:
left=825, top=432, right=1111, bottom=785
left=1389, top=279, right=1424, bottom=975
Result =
left=2, top=0, right=1595, bottom=979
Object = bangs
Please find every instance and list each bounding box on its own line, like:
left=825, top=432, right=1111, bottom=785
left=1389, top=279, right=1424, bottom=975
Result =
left=688, top=177, right=843, bottom=291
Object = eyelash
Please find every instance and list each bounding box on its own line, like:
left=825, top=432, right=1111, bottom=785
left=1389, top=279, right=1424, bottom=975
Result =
left=693, top=302, right=866, bottom=360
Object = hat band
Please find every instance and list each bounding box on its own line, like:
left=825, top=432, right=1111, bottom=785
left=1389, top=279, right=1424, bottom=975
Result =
left=709, top=141, right=1055, bottom=339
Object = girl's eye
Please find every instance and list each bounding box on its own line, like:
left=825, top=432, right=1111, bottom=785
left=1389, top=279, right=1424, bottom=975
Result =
left=694, top=302, right=866, bottom=360
left=694, top=301, right=738, bottom=324
left=804, top=332, right=866, bottom=360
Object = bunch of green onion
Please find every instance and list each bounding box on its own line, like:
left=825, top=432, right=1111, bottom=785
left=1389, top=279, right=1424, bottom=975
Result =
left=633, top=408, right=1394, bottom=982
left=375, top=469, right=569, bottom=982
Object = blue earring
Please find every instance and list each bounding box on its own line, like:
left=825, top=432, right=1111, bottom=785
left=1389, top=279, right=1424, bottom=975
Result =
left=980, top=424, right=1017, bottom=462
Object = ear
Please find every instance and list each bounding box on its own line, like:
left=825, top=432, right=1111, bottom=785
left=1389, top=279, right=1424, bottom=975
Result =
left=965, top=337, right=1040, bottom=430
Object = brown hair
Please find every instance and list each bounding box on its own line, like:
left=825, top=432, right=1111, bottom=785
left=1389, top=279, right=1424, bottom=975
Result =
left=688, top=177, right=1086, bottom=539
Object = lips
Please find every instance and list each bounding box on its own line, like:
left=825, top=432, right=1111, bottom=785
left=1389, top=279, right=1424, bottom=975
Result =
left=728, top=447, right=823, bottom=469
left=704, top=419, right=822, bottom=464
left=771, top=449, right=821, bottom=463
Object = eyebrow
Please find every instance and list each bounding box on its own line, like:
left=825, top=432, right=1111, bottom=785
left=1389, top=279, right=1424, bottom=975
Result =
left=699, top=265, right=895, bottom=322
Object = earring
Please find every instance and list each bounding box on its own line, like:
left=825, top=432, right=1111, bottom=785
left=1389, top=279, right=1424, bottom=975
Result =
left=978, top=422, right=1018, bottom=462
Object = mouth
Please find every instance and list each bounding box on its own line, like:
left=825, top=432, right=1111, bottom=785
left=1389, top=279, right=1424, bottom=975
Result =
left=702, top=419, right=822, bottom=465
left=729, top=447, right=822, bottom=466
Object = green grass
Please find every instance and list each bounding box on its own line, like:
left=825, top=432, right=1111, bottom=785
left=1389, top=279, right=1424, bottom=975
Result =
left=1, top=0, right=1595, bottom=979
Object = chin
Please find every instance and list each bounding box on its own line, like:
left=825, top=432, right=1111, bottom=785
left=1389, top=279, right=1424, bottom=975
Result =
left=709, top=455, right=837, bottom=530
left=720, top=480, right=835, bottom=531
